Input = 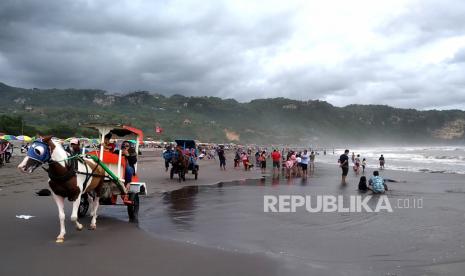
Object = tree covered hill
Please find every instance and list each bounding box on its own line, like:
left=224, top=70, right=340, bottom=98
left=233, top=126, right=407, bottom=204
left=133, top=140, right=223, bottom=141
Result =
left=1, top=82, right=464, bottom=145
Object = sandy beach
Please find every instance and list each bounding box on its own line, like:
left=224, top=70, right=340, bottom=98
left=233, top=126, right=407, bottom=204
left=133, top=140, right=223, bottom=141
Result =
left=0, top=151, right=286, bottom=276
left=1, top=150, right=465, bottom=275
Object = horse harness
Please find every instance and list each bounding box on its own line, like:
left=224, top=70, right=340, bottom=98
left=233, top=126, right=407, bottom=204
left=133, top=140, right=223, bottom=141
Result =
left=43, top=154, right=103, bottom=194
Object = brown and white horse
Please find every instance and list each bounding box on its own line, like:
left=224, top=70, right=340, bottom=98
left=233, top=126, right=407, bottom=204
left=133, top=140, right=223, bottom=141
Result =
left=18, top=136, right=105, bottom=243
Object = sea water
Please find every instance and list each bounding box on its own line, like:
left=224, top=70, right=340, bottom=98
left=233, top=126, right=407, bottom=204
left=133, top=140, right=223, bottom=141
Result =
left=317, top=146, right=465, bottom=174
left=132, top=176, right=465, bottom=275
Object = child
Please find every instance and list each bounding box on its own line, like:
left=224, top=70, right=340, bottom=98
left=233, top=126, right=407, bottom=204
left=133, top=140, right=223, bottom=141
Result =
left=358, top=176, right=368, bottom=192
left=353, top=154, right=361, bottom=175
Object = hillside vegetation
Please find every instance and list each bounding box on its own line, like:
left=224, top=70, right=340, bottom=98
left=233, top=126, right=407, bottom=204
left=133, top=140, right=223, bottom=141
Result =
left=1, top=82, right=464, bottom=145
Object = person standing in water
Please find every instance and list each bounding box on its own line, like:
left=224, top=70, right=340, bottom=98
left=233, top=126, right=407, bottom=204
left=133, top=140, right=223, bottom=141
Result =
left=271, top=149, right=281, bottom=175
left=339, top=149, right=350, bottom=185
left=379, top=154, right=385, bottom=170
left=259, top=150, right=267, bottom=173
left=310, top=151, right=316, bottom=173
left=301, top=150, right=310, bottom=178
left=362, top=158, right=367, bottom=174
left=354, top=154, right=361, bottom=175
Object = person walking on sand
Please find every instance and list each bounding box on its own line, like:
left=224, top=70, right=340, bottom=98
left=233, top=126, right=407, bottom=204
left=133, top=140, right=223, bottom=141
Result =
left=362, top=158, right=367, bottom=174
left=351, top=152, right=355, bottom=164
left=339, top=149, right=350, bottom=185
left=379, top=154, right=385, bottom=170
left=218, top=146, right=226, bottom=170
left=5, top=142, right=13, bottom=163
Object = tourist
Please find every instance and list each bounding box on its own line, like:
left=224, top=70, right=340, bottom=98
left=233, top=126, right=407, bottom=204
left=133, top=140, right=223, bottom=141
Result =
left=242, top=152, right=250, bottom=171
left=379, top=154, right=385, bottom=170
left=66, top=138, right=81, bottom=156
left=296, top=153, right=302, bottom=177
left=301, top=150, right=310, bottom=177
left=218, top=146, right=226, bottom=170
left=234, top=149, right=241, bottom=168
left=310, top=151, right=316, bottom=172
left=5, top=142, right=13, bottom=163
left=368, top=170, right=387, bottom=193
left=162, top=146, right=173, bottom=172
left=271, top=149, right=281, bottom=174
left=353, top=154, right=361, bottom=175
left=103, top=133, right=116, bottom=152
left=339, top=149, right=350, bottom=185
left=255, top=150, right=261, bottom=168
left=362, top=158, right=367, bottom=174
left=358, top=176, right=368, bottom=192
left=351, top=152, right=355, bottom=163
left=259, top=151, right=266, bottom=173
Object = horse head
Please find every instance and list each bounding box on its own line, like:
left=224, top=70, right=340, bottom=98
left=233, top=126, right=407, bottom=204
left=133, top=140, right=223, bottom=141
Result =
left=18, top=136, right=55, bottom=173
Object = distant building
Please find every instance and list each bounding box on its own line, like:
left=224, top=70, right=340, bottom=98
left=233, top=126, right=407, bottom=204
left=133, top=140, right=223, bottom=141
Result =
left=282, top=104, right=297, bottom=110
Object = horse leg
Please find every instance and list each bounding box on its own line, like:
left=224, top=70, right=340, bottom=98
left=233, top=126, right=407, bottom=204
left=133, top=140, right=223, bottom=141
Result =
left=70, top=193, right=83, bottom=231
left=52, top=193, right=66, bottom=243
left=88, top=195, right=100, bottom=230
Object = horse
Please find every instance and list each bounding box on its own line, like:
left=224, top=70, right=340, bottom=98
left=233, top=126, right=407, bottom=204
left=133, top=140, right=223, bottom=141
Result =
left=18, top=136, right=105, bottom=243
left=170, top=147, right=189, bottom=182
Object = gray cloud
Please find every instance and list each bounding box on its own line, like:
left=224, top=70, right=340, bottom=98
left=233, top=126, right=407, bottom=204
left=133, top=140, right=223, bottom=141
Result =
left=1, top=0, right=465, bottom=110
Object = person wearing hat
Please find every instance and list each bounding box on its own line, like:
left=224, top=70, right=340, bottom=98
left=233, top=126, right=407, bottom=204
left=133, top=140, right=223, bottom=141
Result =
left=66, top=138, right=81, bottom=156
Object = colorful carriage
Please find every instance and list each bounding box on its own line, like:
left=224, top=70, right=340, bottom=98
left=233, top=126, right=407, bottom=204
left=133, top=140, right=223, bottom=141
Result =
left=78, top=123, right=147, bottom=221
left=165, top=139, right=199, bottom=181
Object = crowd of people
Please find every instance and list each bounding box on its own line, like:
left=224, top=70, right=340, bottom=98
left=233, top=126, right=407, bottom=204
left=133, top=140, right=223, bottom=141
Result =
left=203, top=146, right=321, bottom=179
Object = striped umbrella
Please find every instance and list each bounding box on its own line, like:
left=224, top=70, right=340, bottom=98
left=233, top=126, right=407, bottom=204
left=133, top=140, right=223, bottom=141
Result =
left=1, top=135, right=17, bottom=141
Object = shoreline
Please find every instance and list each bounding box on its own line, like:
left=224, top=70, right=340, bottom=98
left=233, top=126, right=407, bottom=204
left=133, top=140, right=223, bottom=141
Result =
left=2, top=151, right=465, bottom=275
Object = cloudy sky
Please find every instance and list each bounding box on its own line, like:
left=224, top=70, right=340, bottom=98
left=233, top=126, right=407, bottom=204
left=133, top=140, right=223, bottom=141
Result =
left=1, top=0, right=465, bottom=110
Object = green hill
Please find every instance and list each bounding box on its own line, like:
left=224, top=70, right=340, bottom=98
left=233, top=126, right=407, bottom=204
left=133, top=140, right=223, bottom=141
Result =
left=1, top=82, right=464, bottom=145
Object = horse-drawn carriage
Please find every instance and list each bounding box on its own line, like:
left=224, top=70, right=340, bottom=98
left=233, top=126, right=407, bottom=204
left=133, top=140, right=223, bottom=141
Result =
left=164, top=139, right=199, bottom=181
left=79, top=123, right=147, bottom=221
left=18, top=123, right=147, bottom=242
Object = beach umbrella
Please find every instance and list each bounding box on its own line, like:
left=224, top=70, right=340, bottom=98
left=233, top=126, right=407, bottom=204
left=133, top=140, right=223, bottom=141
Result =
left=17, top=135, right=32, bottom=142
left=1, top=135, right=17, bottom=141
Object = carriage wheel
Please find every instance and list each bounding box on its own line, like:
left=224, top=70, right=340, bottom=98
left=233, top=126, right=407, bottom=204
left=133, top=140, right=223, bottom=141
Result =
left=78, top=195, right=89, bottom=218
left=127, top=193, right=139, bottom=222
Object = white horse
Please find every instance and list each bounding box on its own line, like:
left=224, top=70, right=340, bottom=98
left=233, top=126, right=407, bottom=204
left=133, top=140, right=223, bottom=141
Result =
left=18, top=136, right=105, bottom=243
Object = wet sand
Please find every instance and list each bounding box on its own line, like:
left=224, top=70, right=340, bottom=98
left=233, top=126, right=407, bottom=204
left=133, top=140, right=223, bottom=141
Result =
left=0, top=151, right=286, bottom=276
left=2, top=150, right=465, bottom=275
